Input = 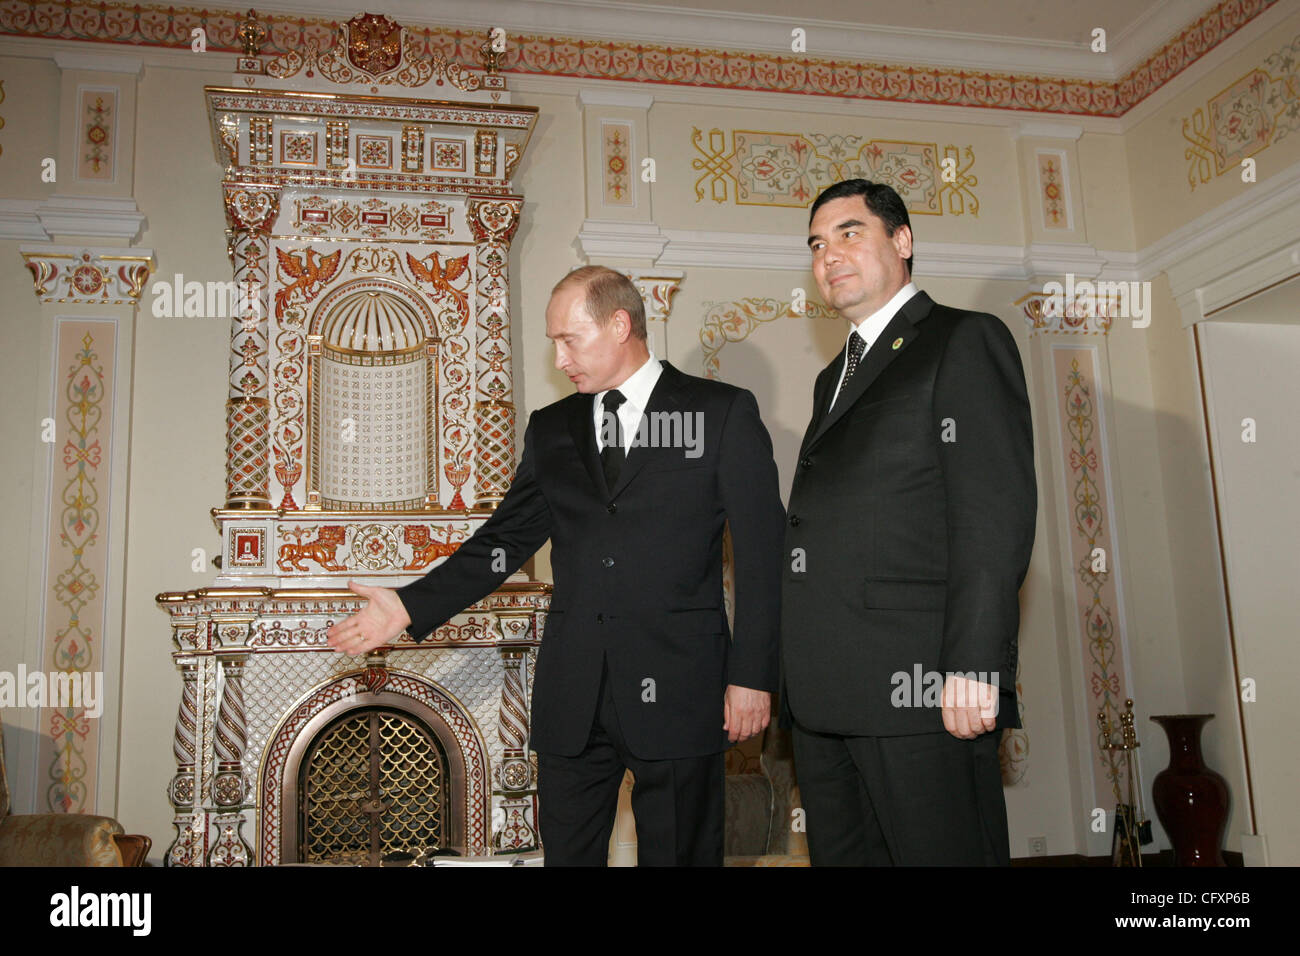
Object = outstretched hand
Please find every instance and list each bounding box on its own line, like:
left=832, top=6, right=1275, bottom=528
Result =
left=326, top=580, right=413, bottom=656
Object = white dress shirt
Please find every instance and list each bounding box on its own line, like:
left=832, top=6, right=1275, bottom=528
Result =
left=593, top=350, right=663, bottom=453
left=829, top=281, right=919, bottom=410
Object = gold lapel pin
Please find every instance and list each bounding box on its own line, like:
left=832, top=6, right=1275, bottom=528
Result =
left=891, top=337, right=904, bottom=350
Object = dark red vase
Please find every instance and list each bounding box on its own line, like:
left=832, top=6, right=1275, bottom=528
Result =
left=1151, top=714, right=1229, bottom=866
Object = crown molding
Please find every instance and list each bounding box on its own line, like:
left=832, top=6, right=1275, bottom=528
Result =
left=515, top=73, right=1128, bottom=133
left=255, top=0, right=1099, bottom=76
left=0, top=195, right=148, bottom=242
left=0, top=0, right=1279, bottom=124
left=1014, top=122, right=1086, bottom=142
left=0, top=0, right=1280, bottom=122
left=1021, top=243, right=1113, bottom=281
left=655, top=229, right=808, bottom=271
left=589, top=220, right=1127, bottom=279
left=578, top=89, right=655, bottom=110
left=578, top=162, right=1300, bottom=285
left=254, top=0, right=1208, bottom=81
left=1137, top=159, right=1300, bottom=284
left=1149, top=160, right=1300, bottom=325
left=53, top=51, right=144, bottom=74
left=1194, top=243, right=1300, bottom=321
left=37, top=195, right=148, bottom=242
left=1111, top=0, right=1294, bottom=132
left=0, top=200, right=50, bottom=241
left=1109, top=0, right=1217, bottom=75
left=577, top=219, right=670, bottom=260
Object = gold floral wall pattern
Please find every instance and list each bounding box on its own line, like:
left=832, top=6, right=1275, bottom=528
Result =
left=76, top=87, right=116, bottom=182
left=693, top=128, right=977, bottom=215
left=1182, top=32, right=1300, bottom=190
left=699, top=295, right=839, bottom=380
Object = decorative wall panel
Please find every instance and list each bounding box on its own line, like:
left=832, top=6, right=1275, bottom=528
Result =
left=1181, top=31, right=1300, bottom=190
left=692, top=129, right=978, bottom=214
left=75, top=86, right=116, bottom=182
left=36, top=320, right=116, bottom=813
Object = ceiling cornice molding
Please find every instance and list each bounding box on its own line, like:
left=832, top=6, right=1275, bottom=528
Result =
left=0, top=199, right=49, bottom=241
left=578, top=220, right=671, bottom=260
left=578, top=89, right=656, bottom=110
left=1107, top=0, right=1294, bottom=131
left=514, top=73, right=1128, bottom=134
left=0, top=0, right=1281, bottom=119
left=1013, top=122, right=1087, bottom=141
left=224, top=0, right=1222, bottom=80
left=52, top=50, right=143, bottom=74
left=0, top=195, right=148, bottom=243
left=1147, top=159, right=1300, bottom=325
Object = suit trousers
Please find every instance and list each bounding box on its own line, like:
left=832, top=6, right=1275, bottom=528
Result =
left=536, top=655, right=725, bottom=866
left=792, top=720, right=1010, bottom=866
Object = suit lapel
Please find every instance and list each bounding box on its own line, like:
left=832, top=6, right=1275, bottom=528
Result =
left=609, top=360, right=690, bottom=499
left=565, top=359, right=694, bottom=500
left=804, top=291, right=935, bottom=452
left=567, top=391, right=606, bottom=496
left=798, top=359, right=840, bottom=458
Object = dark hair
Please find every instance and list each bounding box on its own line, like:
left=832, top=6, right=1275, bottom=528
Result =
left=552, top=265, right=647, bottom=340
left=808, top=179, right=913, bottom=276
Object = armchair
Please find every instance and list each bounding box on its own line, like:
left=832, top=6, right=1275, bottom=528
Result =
left=0, top=715, right=150, bottom=866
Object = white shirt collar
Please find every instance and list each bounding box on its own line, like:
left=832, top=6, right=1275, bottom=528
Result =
left=593, top=350, right=663, bottom=450
left=828, top=282, right=920, bottom=412
left=846, top=281, right=919, bottom=351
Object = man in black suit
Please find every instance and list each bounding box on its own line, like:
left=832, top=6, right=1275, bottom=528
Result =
left=327, top=265, right=785, bottom=866
left=782, top=179, right=1036, bottom=865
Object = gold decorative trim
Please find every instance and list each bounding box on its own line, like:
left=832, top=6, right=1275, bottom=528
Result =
left=20, top=247, right=155, bottom=304
left=0, top=1, right=1279, bottom=118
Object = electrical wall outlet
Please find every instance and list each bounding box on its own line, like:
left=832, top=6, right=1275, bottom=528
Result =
left=1028, top=836, right=1047, bottom=856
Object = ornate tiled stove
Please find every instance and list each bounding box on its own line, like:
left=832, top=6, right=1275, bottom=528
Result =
left=155, top=14, right=547, bottom=866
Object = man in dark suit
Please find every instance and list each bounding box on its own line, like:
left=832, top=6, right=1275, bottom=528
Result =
left=327, top=265, right=785, bottom=866
left=782, top=179, right=1036, bottom=865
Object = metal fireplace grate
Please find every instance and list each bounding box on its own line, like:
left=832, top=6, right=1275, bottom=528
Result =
left=299, top=707, right=447, bottom=866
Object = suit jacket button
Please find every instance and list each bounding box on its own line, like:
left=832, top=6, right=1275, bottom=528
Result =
left=788, top=514, right=801, bottom=526
left=602, top=557, right=614, bottom=567
left=597, top=613, right=604, bottom=624
left=799, top=457, right=813, bottom=469
left=607, top=502, right=617, bottom=514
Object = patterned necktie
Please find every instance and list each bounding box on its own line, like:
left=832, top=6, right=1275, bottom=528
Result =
left=833, top=331, right=867, bottom=408
left=600, top=389, right=627, bottom=489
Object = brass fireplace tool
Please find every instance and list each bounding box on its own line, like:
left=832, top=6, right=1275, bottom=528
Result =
left=1100, top=698, right=1153, bottom=866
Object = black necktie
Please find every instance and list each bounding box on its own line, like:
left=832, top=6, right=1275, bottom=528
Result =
left=600, top=389, right=627, bottom=489
left=832, top=331, right=867, bottom=408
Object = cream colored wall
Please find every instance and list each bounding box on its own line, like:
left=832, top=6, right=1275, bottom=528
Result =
left=1198, top=309, right=1300, bottom=865
left=0, top=55, right=60, bottom=201
left=0, top=53, right=74, bottom=812
left=1075, top=133, right=1136, bottom=253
